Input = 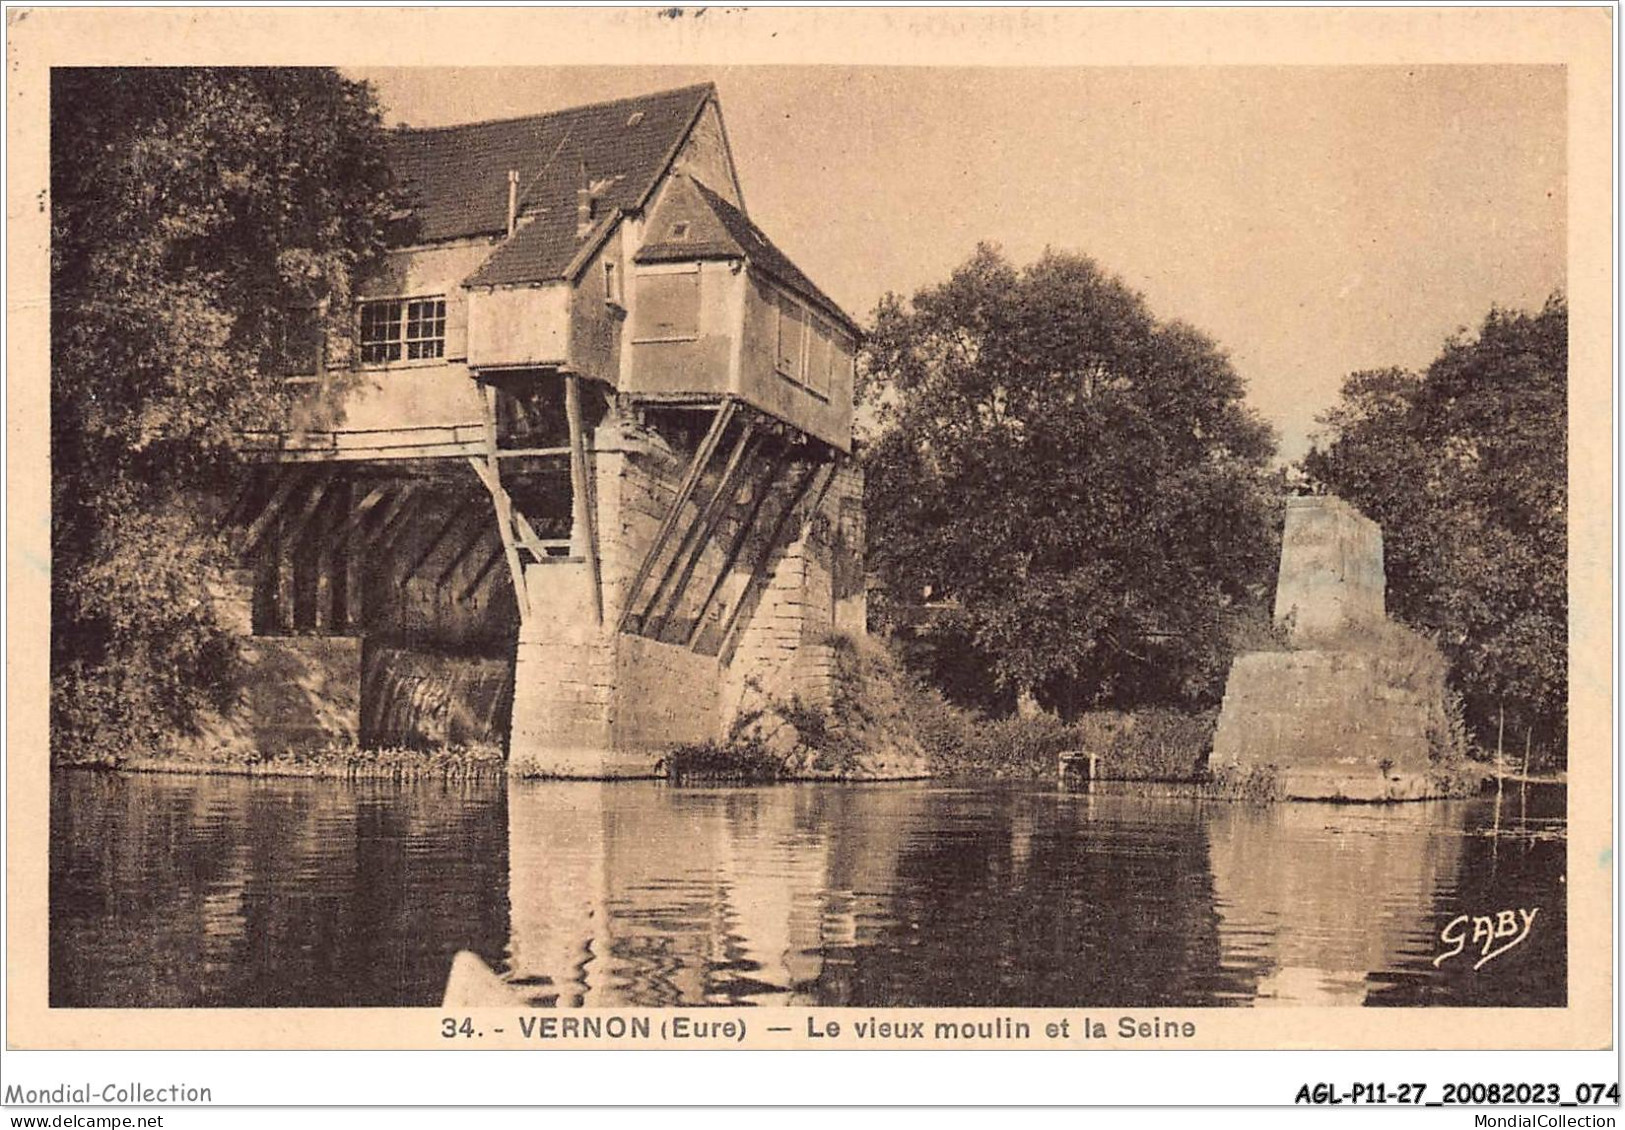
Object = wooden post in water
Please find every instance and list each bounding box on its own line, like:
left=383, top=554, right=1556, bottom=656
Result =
left=1521, top=726, right=1532, bottom=826
left=1058, top=750, right=1097, bottom=789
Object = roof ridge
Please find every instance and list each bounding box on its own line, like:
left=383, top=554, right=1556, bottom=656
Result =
left=686, top=178, right=859, bottom=335
left=392, top=82, right=716, bottom=136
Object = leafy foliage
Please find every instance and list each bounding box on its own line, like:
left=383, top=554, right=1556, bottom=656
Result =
left=861, top=244, right=1280, bottom=714
left=1303, top=295, right=1567, bottom=757
left=50, top=68, right=405, bottom=757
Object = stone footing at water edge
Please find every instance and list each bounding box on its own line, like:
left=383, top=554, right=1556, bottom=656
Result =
left=1210, top=648, right=1453, bottom=802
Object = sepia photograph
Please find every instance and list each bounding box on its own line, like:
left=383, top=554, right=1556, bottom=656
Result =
left=6, top=7, right=1613, bottom=1067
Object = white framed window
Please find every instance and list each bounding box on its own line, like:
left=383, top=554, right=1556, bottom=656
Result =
left=632, top=267, right=701, bottom=342
left=603, top=259, right=623, bottom=308
left=359, top=296, right=446, bottom=365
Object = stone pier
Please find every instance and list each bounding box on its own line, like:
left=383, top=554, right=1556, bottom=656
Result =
left=1211, top=495, right=1452, bottom=801
left=507, top=401, right=866, bottom=777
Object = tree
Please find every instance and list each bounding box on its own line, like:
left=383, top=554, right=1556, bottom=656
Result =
left=50, top=68, right=405, bottom=757
left=862, top=245, right=1280, bottom=717
left=1304, top=295, right=1567, bottom=758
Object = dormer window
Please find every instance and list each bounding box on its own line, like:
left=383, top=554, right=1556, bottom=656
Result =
left=359, top=296, right=446, bottom=365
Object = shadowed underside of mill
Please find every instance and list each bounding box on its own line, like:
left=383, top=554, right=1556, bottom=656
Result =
left=211, top=84, right=868, bottom=776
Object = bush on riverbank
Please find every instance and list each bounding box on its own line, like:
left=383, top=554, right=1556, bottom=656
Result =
left=660, top=634, right=931, bottom=783
left=658, top=736, right=789, bottom=784
left=903, top=679, right=1216, bottom=781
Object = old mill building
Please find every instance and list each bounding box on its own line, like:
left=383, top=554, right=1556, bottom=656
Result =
left=220, top=83, right=867, bottom=775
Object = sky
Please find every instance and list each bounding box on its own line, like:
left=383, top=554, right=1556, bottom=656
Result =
left=349, top=65, right=1566, bottom=462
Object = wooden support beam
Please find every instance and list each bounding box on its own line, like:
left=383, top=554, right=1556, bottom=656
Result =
left=436, top=527, right=491, bottom=588
left=466, top=456, right=553, bottom=562
left=343, top=514, right=364, bottom=630
left=241, top=467, right=314, bottom=557
left=354, top=487, right=411, bottom=550
left=464, top=455, right=552, bottom=565
left=314, top=481, right=342, bottom=631
left=217, top=470, right=263, bottom=531
left=366, top=484, right=423, bottom=559
left=717, top=458, right=832, bottom=659
left=480, top=384, right=531, bottom=621
left=645, top=423, right=758, bottom=640
left=686, top=442, right=792, bottom=648
left=404, top=507, right=474, bottom=580
left=494, top=446, right=571, bottom=459
left=457, top=539, right=509, bottom=604
left=274, top=525, right=296, bottom=633
left=615, top=398, right=737, bottom=634
left=280, top=476, right=337, bottom=631
left=276, top=473, right=336, bottom=556
left=328, top=484, right=391, bottom=552
left=565, top=373, right=603, bottom=624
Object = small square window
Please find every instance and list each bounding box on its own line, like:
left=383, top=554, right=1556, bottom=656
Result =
left=404, top=298, right=446, bottom=360
left=276, top=305, right=325, bottom=378
left=359, top=300, right=403, bottom=365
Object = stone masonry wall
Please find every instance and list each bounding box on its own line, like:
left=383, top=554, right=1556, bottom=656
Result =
left=1210, top=649, right=1448, bottom=800
left=172, top=635, right=362, bottom=760
left=718, top=457, right=861, bottom=728
left=508, top=401, right=866, bottom=775
left=509, top=559, right=620, bottom=776
left=1274, top=494, right=1386, bottom=644
left=1212, top=494, right=1451, bottom=800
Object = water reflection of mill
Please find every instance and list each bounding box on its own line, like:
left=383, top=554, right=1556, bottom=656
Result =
left=497, top=783, right=1563, bottom=1009
left=48, top=775, right=1565, bottom=1008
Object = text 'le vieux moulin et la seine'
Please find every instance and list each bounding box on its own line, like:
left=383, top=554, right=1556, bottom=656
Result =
left=448, top=1015, right=1200, bottom=1043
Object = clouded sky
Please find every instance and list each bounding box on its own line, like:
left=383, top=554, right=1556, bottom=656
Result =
left=350, top=65, right=1565, bottom=461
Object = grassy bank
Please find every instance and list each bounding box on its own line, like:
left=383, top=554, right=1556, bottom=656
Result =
left=660, top=634, right=932, bottom=784
left=657, top=634, right=1227, bottom=790
left=58, top=744, right=508, bottom=782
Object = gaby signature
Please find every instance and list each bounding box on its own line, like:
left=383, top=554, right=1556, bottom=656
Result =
left=1433, top=908, right=1539, bottom=970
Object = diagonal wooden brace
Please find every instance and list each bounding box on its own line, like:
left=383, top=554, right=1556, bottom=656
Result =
left=615, top=397, right=738, bottom=634
left=686, top=441, right=792, bottom=649
left=644, top=421, right=758, bottom=640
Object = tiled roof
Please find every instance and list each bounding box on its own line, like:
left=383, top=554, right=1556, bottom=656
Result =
left=635, top=176, right=859, bottom=336
left=389, top=82, right=714, bottom=249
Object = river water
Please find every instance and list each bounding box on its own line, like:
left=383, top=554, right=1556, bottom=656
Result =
left=50, top=773, right=1565, bottom=1008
